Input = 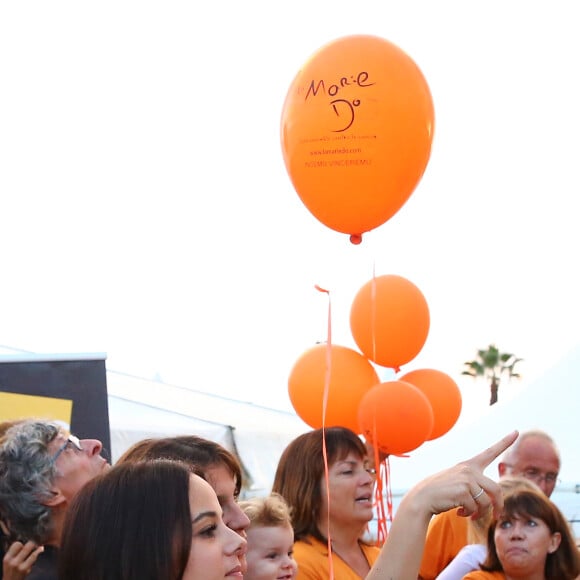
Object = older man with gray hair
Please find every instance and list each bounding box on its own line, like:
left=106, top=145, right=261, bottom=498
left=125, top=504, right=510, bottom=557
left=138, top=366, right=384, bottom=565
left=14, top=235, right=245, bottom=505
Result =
left=0, top=419, right=109, bottom=579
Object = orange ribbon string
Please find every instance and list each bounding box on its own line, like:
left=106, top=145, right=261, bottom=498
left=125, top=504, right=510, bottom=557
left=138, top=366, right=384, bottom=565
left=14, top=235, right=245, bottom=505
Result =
left=373, top=459, right=393, bottom=545
left=368, top=268, right=392, bottom=545
left=371, top=265, right=377, bottom=365
left=315, top=285, right=335, bottom=580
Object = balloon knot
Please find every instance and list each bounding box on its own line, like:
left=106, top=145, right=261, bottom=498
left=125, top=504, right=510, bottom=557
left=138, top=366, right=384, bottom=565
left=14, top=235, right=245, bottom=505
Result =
left=349, top=234, right=363, bottom=245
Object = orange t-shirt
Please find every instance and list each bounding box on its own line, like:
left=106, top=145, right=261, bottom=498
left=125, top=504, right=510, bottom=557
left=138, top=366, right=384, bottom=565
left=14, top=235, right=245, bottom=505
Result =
left=293, top=535, right=380, bottom=579
left=462, top=571, right=506, bottom=580
left=418, top=509, right=469, bottom=580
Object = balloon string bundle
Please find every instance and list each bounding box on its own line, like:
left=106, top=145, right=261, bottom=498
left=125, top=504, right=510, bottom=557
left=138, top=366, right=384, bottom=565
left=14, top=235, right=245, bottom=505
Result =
left=368, top=265, right=398, bottom=538
left=315, top=284, right=336, bottom=579
left=376, top=458, right=393, bottom=544
left=370, top=420, right=392, bottom=546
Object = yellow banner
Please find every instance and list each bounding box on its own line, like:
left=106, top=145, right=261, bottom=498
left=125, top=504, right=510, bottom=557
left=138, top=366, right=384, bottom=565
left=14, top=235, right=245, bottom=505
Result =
left=0, top=392, right=72, bottom=426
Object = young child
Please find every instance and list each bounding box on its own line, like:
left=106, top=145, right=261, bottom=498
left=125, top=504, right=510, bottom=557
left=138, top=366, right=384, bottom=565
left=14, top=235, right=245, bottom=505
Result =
left=239, top=493, right=298, bottom=580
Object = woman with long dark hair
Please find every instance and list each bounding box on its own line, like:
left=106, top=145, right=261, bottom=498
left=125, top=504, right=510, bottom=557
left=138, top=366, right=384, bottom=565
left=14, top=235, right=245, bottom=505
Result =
left=59, top=459, right=246, bottom=580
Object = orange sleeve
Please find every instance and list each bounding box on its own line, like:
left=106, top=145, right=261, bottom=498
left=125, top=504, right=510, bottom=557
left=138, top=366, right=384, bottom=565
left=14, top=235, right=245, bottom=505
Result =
left=418, top=509, right=469, bottom=580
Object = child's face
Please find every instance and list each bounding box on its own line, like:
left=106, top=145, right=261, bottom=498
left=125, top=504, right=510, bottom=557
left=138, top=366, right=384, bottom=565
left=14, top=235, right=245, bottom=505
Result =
left=244, top=523, right=297, bottom=580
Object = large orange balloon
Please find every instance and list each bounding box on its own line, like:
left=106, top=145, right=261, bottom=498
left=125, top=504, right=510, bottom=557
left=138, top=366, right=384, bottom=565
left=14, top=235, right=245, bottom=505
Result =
left=358, top=380, right=434, bottom=456
left=350, top=275, right=430, bottom=370
left=399, top=369, right=462, bottom=440
left=281, top=34, right=435, bottom=243
left=288, top=343, right=380, bottom=432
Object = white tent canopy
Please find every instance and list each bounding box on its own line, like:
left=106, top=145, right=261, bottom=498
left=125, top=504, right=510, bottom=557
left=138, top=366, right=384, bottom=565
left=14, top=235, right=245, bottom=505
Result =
left=387, top=343, right=580, bottom=492
left=106, top=371, right=311, bottom=495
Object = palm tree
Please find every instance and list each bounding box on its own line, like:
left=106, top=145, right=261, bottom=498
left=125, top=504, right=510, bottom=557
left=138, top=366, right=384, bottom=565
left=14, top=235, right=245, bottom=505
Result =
left=462, top=344, right=523, bottom=406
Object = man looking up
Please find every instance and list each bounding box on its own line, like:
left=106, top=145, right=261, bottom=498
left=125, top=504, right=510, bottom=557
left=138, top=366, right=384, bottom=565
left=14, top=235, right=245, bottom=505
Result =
left=418, top=429, right=561, bottom=580
left=0, top=419, right=109, bottom=580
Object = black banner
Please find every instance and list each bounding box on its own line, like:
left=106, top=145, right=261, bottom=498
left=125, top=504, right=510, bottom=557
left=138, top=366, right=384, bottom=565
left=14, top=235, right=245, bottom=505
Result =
left=0, top=354, right=111, bottom=460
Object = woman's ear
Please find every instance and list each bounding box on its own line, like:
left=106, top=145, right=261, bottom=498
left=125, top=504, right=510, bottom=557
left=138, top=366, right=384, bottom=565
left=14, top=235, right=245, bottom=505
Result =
left=548, top=531, right=562, bottom=554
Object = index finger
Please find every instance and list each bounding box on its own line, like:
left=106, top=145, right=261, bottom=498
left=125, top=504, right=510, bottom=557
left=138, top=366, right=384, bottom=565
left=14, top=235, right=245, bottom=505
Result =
left=468, top=430, right=518, bottom=471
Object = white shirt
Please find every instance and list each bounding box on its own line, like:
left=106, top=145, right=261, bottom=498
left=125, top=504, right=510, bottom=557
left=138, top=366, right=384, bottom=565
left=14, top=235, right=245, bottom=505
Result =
left=435, top=543, right=487, bottom=580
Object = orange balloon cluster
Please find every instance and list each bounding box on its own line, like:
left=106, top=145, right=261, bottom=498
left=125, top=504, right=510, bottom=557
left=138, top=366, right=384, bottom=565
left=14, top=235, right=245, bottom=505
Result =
left=288, top=274, right=462, bottom=456
left=281, top=34, right=435, bottom=243
left=355, top=368, right=462, bottom=456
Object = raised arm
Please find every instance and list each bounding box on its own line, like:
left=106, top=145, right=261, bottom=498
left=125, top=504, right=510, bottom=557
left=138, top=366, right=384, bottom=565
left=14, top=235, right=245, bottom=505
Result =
left=366, top=431, right=518, bottom=580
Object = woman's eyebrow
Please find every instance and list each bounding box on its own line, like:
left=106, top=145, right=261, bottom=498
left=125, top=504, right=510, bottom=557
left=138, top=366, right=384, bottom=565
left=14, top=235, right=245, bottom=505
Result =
left=192, top=511, right=218, bottom=524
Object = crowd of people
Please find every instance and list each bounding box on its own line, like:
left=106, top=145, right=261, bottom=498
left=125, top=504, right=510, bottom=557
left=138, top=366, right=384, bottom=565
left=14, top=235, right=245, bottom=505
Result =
left=1, top=417, right=578, bottom=580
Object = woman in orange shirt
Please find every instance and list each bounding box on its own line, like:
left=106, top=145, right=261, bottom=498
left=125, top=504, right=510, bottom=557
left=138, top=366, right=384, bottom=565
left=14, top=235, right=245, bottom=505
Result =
left=462, top=487, right=580, bottom=580
left=272, top=427, right=378, bottom=579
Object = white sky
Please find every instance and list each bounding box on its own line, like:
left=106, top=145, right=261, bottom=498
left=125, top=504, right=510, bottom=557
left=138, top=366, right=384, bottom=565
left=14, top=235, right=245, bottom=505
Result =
left=1, top=1, right=579, bottom=425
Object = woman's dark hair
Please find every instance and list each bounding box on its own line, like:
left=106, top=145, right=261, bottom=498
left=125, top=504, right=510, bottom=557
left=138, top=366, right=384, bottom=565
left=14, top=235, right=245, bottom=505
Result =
left=272, top=426, right=367, bottom=543
left=482, top=488, right=580, bottom=580
left=117, top=435, right=243, bottom=497
left=59, top=459, right=195, bottom=580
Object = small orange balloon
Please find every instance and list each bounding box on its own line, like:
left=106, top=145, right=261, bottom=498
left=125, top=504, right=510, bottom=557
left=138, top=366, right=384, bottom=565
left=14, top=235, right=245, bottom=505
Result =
left=358, top=380, right=434, bottom=456
left=288, top=344, right=380, bottom=433
left=281, top=34, right=435, bottom=241
left=399, top=369, right=462, bottom=440
left=350, top=274, right=430, bottom=370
